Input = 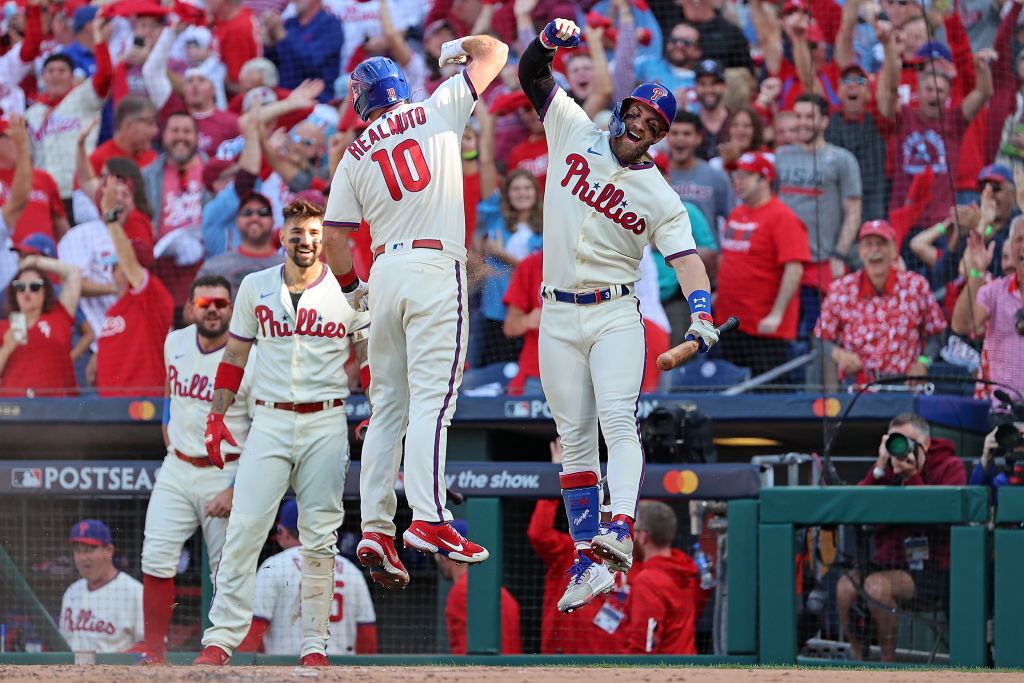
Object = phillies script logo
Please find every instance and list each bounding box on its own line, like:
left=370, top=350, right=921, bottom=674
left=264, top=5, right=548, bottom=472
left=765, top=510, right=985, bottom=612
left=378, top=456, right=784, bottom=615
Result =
left=167, top=366, right=213, bottom=402
left=63, top=608, right=116, bottom=635
left=254, top=306, right=348, bottom=338
left=560, top=154, right=646, bottom=235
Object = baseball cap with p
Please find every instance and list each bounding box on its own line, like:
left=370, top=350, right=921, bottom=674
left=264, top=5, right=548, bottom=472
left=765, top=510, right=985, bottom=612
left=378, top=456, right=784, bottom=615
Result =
left=978, top=163, right=1014, bottom=187
left=275, top=499, right=299, bottom=538
left=731, top=151, right=776, bottom=183
left=11, top=233, right=57, bottom=258
left=913, top=41, right=954, bottom=63
left=70, top=519, right=112, bottom=547
left=859, top=219, right=896, bottom=242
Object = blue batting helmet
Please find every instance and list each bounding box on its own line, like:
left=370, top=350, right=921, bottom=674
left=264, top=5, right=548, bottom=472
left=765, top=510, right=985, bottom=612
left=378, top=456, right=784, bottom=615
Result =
left=350, top=56, right=409, bottom=121
left=609, top=83, right=677, bottom=138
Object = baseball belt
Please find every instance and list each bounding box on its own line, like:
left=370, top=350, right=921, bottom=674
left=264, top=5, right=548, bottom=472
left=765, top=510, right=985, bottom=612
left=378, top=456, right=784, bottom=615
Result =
left=255, top=398, right=344, bottom=414
left=175, top=449, right=239, bottom=468
left=372, top=238, right=443, bottom=262
left=541, top=284, right=631, bottom=305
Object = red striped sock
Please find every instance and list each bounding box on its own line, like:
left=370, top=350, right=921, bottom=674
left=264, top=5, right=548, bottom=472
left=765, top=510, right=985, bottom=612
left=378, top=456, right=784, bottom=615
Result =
left=612, top=514, right=634, bottom=536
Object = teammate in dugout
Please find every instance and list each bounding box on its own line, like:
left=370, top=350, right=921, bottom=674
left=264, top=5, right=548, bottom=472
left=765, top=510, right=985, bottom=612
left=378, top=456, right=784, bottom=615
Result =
left=138, top=274, right=256, bottom=664
left=322, top=35, right=509, bottom=587
left=194, top=199, right=371, bottom=667
left=518, top=19, right=720, bottom=614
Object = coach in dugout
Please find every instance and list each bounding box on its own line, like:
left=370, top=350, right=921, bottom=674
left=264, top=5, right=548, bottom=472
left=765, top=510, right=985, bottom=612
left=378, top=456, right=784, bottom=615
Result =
left=835, top=413, right=965, bottom=662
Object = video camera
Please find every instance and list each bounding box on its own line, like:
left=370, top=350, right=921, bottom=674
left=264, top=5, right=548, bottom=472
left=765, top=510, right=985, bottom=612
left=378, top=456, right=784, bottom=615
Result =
left=641, top=403, right=717, bottom=464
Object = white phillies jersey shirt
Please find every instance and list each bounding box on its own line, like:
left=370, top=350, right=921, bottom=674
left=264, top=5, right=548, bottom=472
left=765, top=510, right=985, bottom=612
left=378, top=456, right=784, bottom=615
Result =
left=324, top=72, right=479, bottom=262
left=228, top=263, right=370, bottom=404
left=539, top=87, right=698, bottom=289
left=59, top=572, right=144, bottom=653
left=164, top=325, right=256, bottom=457
left=253, top=546, right=376, bottom=655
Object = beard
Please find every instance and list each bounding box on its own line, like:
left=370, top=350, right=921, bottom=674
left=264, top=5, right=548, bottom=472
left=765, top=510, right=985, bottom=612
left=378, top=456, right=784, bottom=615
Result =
left=167, top=145, right=197, bottom=166
left=196, top=316, right=229, bottom=339
left=288, top=245, right=318, bottom=268
left=609, top=134, right=651, bottom=166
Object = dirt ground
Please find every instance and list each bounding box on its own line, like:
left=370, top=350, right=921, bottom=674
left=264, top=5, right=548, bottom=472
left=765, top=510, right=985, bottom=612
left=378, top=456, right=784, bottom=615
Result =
left=1, top=666, right=1023, bottom=683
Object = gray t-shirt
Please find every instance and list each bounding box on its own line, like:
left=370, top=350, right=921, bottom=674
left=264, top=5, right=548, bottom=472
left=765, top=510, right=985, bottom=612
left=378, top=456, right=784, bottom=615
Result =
left=775, top=143, right=862, bottom=262
left=668, top=160, right=733, bottom=248
left=198, top=250, right=286, bottom=295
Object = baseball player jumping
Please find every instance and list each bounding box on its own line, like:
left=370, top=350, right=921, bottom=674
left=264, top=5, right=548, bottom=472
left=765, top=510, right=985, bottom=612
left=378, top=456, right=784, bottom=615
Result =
left=519, top=19, right=720, bottom=614
left=140, top=275, right=255, bottom=664
left=194, top=199, right=370, bottom=667
left=323, top=36, right=508, bottom=588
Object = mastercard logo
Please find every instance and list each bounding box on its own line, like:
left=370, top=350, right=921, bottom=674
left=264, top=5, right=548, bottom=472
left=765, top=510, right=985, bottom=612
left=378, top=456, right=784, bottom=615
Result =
left=128, top=400, right=156, bottom=421
left=663, top=469, right=699, bottom=495
left=812, top=397, right=842, bottom=418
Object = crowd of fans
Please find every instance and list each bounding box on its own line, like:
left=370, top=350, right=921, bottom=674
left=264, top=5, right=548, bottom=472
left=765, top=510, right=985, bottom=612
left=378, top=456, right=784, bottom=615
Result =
left=0, top=0, right=1021, bottom=412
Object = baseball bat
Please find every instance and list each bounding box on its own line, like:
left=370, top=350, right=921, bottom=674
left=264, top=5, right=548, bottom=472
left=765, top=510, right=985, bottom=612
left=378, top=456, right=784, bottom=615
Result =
left=656, top=316, right=740, bottom=372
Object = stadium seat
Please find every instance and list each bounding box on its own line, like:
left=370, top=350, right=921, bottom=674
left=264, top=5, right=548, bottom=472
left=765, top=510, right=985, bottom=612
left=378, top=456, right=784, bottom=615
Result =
left=462, top=362, right=519, bottom=392
left=667, top=359, right=751, bottom=392
left=927, top=360, right=976, bottom=396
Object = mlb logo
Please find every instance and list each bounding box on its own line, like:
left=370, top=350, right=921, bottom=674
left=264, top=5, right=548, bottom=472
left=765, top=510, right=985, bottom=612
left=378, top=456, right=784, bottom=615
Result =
left=387, top=87, right=396, bottom=100
left=505, top=401, right=530, bottom=418
left=12, top=468, right=42, bottom=488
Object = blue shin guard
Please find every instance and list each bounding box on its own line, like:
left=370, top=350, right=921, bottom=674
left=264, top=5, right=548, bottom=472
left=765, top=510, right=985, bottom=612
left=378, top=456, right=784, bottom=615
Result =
left=560, top=471, right=600, bottom=547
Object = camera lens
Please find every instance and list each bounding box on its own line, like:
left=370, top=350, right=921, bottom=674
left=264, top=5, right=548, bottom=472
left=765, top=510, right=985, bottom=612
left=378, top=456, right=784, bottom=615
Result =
left=995, top=423, right=1023, bottom=450
left=885, top=433, right=910, bottom=458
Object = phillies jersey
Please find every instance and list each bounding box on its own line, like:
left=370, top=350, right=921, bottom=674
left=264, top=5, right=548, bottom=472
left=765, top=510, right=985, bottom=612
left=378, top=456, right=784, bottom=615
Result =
left=539, top=87, right=697, bottom=289
left=228, top=263, right=370, bottom=404
left=164, top=326, right=256, bottom=457
left=252, top=546, right=376, bottom=655
left=59, top=572, right=144, bottom=652
left=324, top=72, right=479, bottom=262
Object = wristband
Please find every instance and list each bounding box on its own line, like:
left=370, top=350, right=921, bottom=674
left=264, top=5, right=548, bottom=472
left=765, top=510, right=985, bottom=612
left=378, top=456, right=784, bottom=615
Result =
left=214, top=361, right=244, bottom=393
left=360, top=363, right=371, bottom=394
left=162, top=399, right=171, bottom=426
left=969, top=269, right=985, bottom=279
left=916, top=355, right=932, bottom=368
left=462, top=149, right=479, bottom=161
left=872, top=466, right=886, bottom=479
left=687, top=289, right=711, bottom=314
left=337, top=267, right=359, bottom=291
left=829, top=250, right=845, bottom=261
left=985, top=224, right=994, bottom=237
left=935, top=222, right=946, bottom=235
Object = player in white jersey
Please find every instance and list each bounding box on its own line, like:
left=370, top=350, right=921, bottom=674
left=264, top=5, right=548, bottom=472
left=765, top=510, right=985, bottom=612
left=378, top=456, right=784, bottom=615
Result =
left=60, top=520, right=144, bottom=653
left=518, top=19, right=721, bottom=614
left=194, top=199, right=371, bottom=667
left=138, top=274, right=255, bottom=664
left=322, top=37, right=508, bottom=588
left=239, top=500, right=377, bottom=656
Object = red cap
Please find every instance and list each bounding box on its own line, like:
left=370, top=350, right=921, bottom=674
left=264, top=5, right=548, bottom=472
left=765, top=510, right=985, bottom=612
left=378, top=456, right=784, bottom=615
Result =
left=0, top=118, right=8, bottom=136
left=858, top=219, right=896, bottom=242
left=781, top=0, right=809, bottom=15
left=731, top=152, right=776, bottom=183
left=806, top=21, right=826, bottom=44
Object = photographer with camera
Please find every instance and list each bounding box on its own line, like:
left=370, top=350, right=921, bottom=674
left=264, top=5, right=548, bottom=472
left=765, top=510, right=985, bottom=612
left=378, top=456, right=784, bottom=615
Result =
left=835, top=413, right=966, bottom=662
left=969, top=422, right=1024, bottom=504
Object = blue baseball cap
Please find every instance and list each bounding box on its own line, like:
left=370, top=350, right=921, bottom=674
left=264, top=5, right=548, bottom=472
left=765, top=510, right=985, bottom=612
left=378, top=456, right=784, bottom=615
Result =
left=277, top=500, right=299, bottom=535
left=695, top=59, right=725, bottom=82
left=914, top=41, right=953, bottom=62
left=978, top=163, right=1014, bottom=186
left=11, top=233, right=56, bottom=258
left=70, top=519, right=112, bottom=547
left=72, top=5, right=98, bottom=34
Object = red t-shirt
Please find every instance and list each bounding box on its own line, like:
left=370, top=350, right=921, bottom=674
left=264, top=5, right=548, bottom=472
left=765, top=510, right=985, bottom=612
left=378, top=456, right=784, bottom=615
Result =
left=0, top=167, right=66, bottom=243
left=506, top=137, right=549, bottom=191
left=192, top=109, right=241, bottom=160
left=89, top=140, right=158, bottom=178
left=96, top=270, right=174, bottom=397
left=445, top=572, right=522, bottom=655
left=227, top=86, right=311, bottom=132
left=890, top=104, right=967, bottom=229
left=717, top=197, right=811, bottom=340
left=463, top=171, right=480, bottom=250
left=0, top=306, right=77, bottom=397
left=502, top=250, right=543, bottom=394
left=212, top=8, right=261, bottom=82
left=526, top=499, right=625, bottom=655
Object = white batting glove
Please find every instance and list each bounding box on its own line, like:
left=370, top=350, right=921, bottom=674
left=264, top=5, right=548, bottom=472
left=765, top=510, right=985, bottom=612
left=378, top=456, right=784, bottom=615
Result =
left=685, top=311, right=719, bottom=353
left=438, top=39, right=468, bottom=68
left=344, top=280, right=369, bottom=312
left=539, top=18, right=581, bottom=50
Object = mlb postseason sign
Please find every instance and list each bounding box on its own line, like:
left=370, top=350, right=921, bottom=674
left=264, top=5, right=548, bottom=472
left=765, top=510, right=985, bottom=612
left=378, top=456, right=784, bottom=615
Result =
left=2, top=462, right=761, bottom=499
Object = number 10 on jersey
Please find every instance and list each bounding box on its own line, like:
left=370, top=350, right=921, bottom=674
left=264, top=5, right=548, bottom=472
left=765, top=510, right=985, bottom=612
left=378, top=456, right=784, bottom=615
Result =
left=371, top=140, right=432, bottom=201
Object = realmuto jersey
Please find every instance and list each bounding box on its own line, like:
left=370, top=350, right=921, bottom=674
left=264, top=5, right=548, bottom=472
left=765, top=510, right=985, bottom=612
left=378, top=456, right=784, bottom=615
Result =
left=228, top=263, right=370, bottom=404
left=59, top=572, right=144, bottom=652
left=164, top=325, right=256, bottom=457
left=253, top=546, right=376, bottom=655
left=324, top=71, right=479, bottom=262
left=539, top=86, right=697, bottom=289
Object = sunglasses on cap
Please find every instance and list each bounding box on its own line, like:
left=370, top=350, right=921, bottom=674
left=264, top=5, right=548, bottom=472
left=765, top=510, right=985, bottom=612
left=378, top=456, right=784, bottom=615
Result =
left=12, top=280, right=45, bottom=293
left=193, top=297, right=230, bottom=310
left=668, top=37, right=697, bottom=46
left=841, top=75, right=868, bottom=86
left=979, top=180, right=1004, bottom=192
left=290, top=134, right=316, bottom=147
left=240, top=207, right=271, bottom=217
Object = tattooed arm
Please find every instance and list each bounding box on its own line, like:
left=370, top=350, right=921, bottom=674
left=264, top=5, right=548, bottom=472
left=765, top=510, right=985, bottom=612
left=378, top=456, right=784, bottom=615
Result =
left=210, top=337, right=253, bottom=415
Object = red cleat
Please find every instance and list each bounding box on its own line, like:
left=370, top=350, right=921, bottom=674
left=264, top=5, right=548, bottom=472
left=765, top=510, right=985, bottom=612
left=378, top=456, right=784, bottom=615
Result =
left=357, top=532, right=410, bottom=589
left=300, top=653, right=329, bottom=666
left=402, top=521, right=489, bottom=564
left=192, top=645, right=230, bottom=666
